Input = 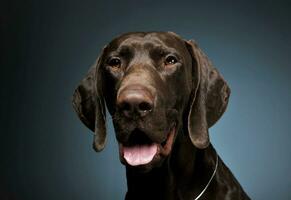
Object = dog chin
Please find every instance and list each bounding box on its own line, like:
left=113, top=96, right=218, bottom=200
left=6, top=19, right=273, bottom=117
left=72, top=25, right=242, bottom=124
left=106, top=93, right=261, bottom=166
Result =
left=118, top=125, right=176, bottom=172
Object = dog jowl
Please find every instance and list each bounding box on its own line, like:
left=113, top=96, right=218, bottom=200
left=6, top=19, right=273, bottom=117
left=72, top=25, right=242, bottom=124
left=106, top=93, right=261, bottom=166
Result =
left=72, top=32, right=250, bottom=200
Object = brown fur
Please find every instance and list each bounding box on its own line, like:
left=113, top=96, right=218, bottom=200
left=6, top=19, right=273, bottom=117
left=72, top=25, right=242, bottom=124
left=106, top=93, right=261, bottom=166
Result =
left=72, top=32, right=250, bottom=200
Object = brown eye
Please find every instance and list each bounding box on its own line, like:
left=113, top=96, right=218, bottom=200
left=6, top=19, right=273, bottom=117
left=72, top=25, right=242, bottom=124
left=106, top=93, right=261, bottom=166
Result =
left=108, top=57, right=121, bottom=68
left=165, top=55, right=178, bottom=66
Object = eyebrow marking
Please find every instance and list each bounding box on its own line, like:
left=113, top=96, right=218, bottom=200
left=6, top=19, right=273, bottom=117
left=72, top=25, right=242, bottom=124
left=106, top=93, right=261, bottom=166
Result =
left=117, top=45, right=133, bottom=56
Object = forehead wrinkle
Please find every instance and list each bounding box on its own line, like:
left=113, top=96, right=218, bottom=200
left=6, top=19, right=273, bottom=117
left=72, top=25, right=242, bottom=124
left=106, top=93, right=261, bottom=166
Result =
left=112, top=32, right=184, bottom=51
left=119, top=36, right=164, bottom=49
left=107, top=32, right=190, bottom=63
left=118, top=40, right=177, bottom=57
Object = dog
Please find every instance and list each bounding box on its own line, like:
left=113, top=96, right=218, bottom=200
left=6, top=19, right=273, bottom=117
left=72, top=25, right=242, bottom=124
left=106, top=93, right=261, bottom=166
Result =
left=72, top=32, right=250, bottom=200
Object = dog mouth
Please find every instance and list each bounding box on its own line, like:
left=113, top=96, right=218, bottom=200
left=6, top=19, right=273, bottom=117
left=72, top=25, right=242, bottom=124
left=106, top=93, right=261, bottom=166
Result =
left=119, top=124, right=176, bottom=167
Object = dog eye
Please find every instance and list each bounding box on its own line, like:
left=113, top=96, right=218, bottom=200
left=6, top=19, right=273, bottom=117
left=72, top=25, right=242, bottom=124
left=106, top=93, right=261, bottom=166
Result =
left=107, top=57, right=121, bottom=68
left=165, top=55, right=178, bottom=66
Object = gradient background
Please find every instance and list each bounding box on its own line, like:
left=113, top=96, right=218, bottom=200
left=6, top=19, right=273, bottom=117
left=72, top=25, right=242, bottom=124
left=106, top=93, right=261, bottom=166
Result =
left=1, top=0, right=291, bottom=199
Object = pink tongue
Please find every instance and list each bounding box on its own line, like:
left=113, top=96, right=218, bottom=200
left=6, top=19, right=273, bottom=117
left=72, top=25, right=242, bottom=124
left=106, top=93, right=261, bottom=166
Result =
left=123, top=144, right=158, bottom=166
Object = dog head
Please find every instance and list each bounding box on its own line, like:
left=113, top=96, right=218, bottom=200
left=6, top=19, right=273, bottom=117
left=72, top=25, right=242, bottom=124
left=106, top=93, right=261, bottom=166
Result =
left=72, top=32, right=230, bottom=172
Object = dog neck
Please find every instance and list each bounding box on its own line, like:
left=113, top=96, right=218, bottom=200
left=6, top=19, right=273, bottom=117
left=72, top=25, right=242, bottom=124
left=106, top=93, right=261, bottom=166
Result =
left=125, top=129, right=218, bottom=200
left=125, top=158, right=176, bottom=200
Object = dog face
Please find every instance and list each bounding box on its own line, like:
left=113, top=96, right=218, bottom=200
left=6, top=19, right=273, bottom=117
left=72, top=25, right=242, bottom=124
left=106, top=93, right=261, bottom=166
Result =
left=72, top=32, right=230, bottom=172
left=102, top=32, right=192, bottom=171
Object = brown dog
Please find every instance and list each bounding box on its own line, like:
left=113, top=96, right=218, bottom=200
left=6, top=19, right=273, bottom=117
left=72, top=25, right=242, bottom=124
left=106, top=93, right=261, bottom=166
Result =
left=72, top=32, right=250, bottom=200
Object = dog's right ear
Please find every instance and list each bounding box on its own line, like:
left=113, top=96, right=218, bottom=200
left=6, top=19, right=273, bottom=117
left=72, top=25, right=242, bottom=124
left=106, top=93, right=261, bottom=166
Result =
left=72, top=48, right=107, bottom=152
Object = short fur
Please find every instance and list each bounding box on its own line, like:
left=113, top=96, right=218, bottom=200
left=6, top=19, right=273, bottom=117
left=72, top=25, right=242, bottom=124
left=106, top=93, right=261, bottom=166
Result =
left=72, top=32, right=250, bottom=200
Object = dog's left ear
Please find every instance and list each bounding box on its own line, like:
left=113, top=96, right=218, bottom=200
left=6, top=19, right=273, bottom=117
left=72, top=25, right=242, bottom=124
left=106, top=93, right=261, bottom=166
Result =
left=72, top=48, right=107, bottom=152
left=185, top=40, right=231, bottom=149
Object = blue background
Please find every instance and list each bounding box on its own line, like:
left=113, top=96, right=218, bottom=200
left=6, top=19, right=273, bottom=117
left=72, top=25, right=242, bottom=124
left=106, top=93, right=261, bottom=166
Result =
left=1, top=0, right=291, bottom=199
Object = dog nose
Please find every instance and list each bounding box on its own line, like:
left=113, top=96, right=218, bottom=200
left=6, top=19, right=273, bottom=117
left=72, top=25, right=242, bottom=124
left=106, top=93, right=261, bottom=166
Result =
left=117, top=86, right=154, bottom=118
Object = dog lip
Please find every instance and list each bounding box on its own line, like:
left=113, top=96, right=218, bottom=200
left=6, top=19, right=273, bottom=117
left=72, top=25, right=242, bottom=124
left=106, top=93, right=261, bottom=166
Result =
left=158, top=124, right=176, bottom=156
left=161, top=123, right=176, bottom=147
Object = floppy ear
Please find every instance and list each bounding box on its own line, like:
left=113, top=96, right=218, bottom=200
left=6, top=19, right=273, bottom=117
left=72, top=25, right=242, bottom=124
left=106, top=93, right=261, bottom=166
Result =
left=72, top=51, right=107, bottom=152
left=185, top=40, right=231, bottom=149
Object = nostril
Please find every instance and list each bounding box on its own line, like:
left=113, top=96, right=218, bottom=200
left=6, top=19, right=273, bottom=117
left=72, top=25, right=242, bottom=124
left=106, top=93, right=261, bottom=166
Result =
left=139, top=102, right=152, bottom=112
left=120, top=102, right=131, bottom=112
